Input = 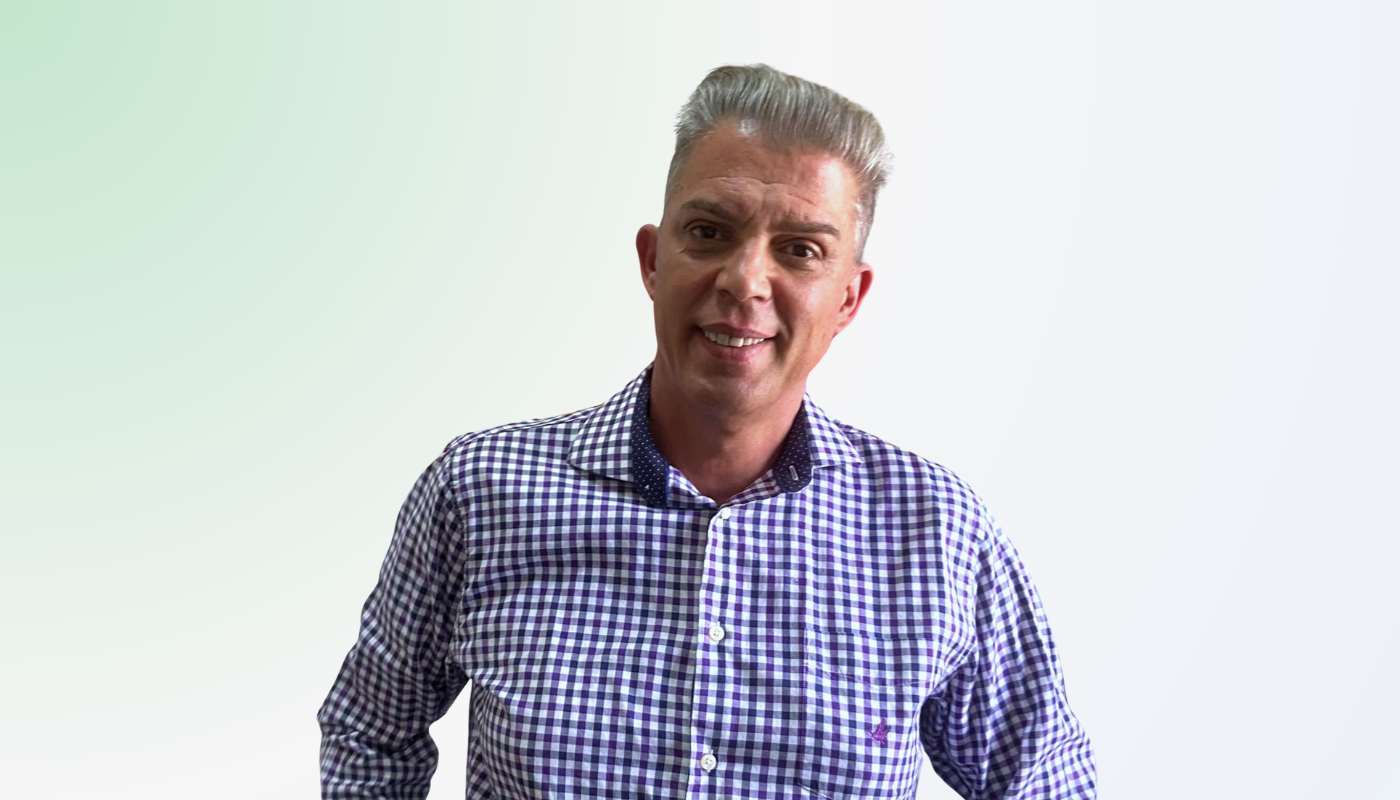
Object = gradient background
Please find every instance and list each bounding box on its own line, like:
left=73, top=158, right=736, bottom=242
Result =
left=2, top=1, right=1395, bottom=797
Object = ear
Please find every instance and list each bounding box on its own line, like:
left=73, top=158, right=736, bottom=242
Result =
left=636, top=224, right=659, bottom=300
left=833, top=261, right=874, bottom=335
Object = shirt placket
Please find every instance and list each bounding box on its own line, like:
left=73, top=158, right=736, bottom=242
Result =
left=685, top=501, right=740, bottom=796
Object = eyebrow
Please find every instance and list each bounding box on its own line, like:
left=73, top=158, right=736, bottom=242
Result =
left=679, top=198, right=841, bottom=239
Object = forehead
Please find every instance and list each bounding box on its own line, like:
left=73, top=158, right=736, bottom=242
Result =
left=669, top=124, right=860, bottom=228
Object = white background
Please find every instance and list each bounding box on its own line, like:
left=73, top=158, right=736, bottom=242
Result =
left=2, top=1, right=1396, bottom=797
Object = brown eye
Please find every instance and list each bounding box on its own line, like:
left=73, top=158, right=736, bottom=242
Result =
left=691, top=225, right=721, bottom=240
left=789, top=242, right=817, bottom=259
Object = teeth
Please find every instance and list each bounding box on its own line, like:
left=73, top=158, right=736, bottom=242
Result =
left=704, top=330, right=767, bottom=348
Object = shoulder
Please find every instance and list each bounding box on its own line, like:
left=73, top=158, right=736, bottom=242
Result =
left=440, top=404, right=596, bottom=455
left=434, top=403, right=598, bottom=483
left=828, top=416, right=998, bottom=547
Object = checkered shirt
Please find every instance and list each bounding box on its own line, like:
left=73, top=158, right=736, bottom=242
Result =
left=317, top=363, right=1096, bottom=799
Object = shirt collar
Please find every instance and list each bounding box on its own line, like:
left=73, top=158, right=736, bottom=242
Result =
left=567, top=363, right=862, bottom=508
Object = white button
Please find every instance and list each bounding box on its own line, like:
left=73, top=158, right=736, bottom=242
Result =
left=700, top=752, right=718, bottom=771
left=707, top=623, right=726, bottom=643
left=718, top=507, right=731, bottom=520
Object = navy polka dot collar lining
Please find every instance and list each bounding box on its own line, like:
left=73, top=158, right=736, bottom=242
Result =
left=631, top=367, right=813, bottom=508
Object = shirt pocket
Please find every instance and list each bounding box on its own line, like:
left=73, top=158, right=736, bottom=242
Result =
left=797, top=627, right=934, bottom=800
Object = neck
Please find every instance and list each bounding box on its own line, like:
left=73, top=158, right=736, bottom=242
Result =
left=647, top=363, right=804, bottom=505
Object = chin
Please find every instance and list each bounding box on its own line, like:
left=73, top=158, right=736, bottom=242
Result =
left=695, top=374, right=773, bottom=410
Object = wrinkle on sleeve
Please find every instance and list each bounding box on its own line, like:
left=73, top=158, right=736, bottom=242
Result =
left=922, top=496, right=1097, bottom=799
left=316, top=449, right=472, bottom=799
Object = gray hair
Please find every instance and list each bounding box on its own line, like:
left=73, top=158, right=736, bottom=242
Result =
left=664, top=63, right=892, bottom=263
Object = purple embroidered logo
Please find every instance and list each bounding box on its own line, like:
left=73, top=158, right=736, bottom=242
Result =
left=870, top=717, right=891, bottom=744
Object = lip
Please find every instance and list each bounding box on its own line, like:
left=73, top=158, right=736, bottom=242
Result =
left=695, top=326, right=770, bottom=363
left=698, top=322, right=774, bottom=339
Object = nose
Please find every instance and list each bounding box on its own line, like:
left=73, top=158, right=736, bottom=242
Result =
left=714, top=240, right=773, bottom=303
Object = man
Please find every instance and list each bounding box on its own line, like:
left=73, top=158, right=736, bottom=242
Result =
left=318, top=64, right=1096, bottom=799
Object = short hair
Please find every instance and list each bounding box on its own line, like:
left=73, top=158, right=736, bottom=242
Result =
left=664, top=63, right=892, bottom=263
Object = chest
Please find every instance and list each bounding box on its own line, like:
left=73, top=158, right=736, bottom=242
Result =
left=451, top=483, right=974, bottom=798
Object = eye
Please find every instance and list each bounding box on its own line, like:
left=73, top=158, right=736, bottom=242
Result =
left=785, top=241, right=820, bottom=260
left=690, top=224, right=723, bottom=241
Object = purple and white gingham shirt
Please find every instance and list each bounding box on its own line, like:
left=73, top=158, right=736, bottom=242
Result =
left=318, top=364, right=1096, bottom=799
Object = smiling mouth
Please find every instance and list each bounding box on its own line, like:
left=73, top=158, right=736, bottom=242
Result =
left=702, top=330, right=769, bottom=348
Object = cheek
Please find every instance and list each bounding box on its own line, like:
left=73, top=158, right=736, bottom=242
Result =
left=777, top=298, right=842, bottom=351
left=663, top=275, right=710, bottom=308
left=775, top=287, right=827, bottom=326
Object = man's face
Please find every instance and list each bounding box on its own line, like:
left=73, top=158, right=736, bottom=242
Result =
left=637, top=120, right=873, bottom=419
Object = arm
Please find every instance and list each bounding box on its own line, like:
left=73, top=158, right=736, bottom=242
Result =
left=317, top=451, right=471, bottom=799
left=921, top=506, right=1097, bottom=799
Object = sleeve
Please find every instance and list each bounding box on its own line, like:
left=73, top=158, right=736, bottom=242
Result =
left=920, top=506, right=1097, bottom=799
left=316, top=450, right=472, bottom=799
